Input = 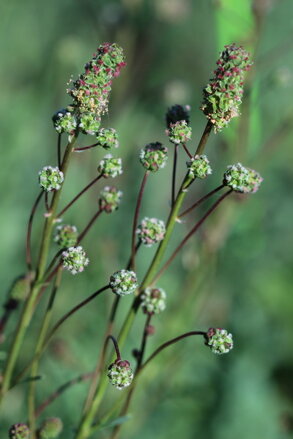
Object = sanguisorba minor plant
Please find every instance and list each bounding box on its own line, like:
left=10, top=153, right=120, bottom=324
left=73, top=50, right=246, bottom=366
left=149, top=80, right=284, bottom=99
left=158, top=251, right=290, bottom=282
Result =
left=1, top=42, right=263, bottom=439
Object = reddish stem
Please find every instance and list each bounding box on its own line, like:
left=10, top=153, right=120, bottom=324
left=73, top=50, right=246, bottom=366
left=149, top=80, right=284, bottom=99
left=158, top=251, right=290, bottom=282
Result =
left=26, top=190, right=44, bottom=271
left=179, top=184, right=225, bottom=218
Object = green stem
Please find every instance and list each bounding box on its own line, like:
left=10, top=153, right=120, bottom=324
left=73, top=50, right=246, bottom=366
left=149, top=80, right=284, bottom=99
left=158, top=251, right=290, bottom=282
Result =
left=28, top=267, right=63, bottom=437
left=0, top=136, right=76, bottom=401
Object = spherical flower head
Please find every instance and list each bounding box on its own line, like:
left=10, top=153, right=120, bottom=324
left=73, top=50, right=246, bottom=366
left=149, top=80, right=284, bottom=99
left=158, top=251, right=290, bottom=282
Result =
left=167, top=120, right=192, bottom=144
left=223, top=163, right=262, bottom=193
left=98, top=154, right=123, bottom=178
left=39, top=418, right=63, bottom=439
left=141, top=287, right=167, bottom=314
left=109, top=269, right=138, bottom=296
left=79, top=112, right=101, bottom=135
left=8, top=273, right=34, bottom=302
left=166, top=104, right=190, bottom=128
left=205, top=327, right=233, bottom=354
left=96, top=127, right=119, bottom=149
left=140, top=142, right=168, bottom=172
left=54, top=224, right=78, bottom=248
left=52, top=107, right=77, bottom=135
left=107, top=359, right=133, bottom=390
left=136, top=217, right=166, bottom=247
left=68, top=43, right=126, bottom=117
left=187, top=154, right=212, bottom=179
left=9, top=424, right=30, bottom=439
left=39, top=166, right=64, bottom=192
left=99, top=186, right=122, bottom=213
left=201, top=44, right=252, bottom=132
left=62, top=246, right=89, bottom=275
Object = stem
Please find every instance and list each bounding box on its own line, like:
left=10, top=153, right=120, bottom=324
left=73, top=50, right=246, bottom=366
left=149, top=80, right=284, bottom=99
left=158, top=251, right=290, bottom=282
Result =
left=26, top=190, right=44, bottom=271
left=44, top=192, right=50, bottom=212
left=171, top=145, right=178, bottom=207
left=77, top=209, right=103, bottom=244
left=182, top=143, right=192, bottom=158
left=57, top=174, right=102, bottom=218
left=152, top=190, right=233, bottom=284
left=179, top=184, right=225, bottom=218
left=106, top=335, right=121, bottom=361
left=57, top=133, right=62, bottom=168
left=74, top=142, right=100, bottom=152
left=0, top=136, right=76, bottom=401
left=28, top=267, right=63, bottom=437
left=194, top=121, right=213, bottom=156
left=136, top=314, right=152, bottom=372
left=142, top=331, right=206, bottom=369
left=130, top=171, right=149, bottom=271
left=35, top=371, right=93, bottom=418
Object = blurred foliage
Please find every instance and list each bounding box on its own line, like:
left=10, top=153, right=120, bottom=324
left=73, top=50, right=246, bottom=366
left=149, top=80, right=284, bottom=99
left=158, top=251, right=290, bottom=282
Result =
left=1, top=0, right=293, bottom=438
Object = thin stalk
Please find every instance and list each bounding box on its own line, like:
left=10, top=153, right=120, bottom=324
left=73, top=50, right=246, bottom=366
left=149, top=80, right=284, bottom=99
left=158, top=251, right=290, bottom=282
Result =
left=179, top=184, right=225, bottom=218
left=44, top=192, right=50, bottom=212
left=57, top=174, right=102, bottom=218
left=36, top=371, right=93, bottom=418
left=152, top=190, right=233, bottom=284
left=74, top=142, right=100, bottom=152
left=136, top=314, right=152, bottom=372
left=142, top=331, right=206, bottom=369
left=77, top=209, right=103, bottom=244
left=182, top=143, right=192, bottom=158
left=130, top=171, right=149, bottom=271
left=28, top=267, right=63, bottom=437
left=171, top=145, right=178, bottom=207
left=106, top=335, right=121, bottom=361
left=75, top=121, right=213, bottom=439
left=26, top=190, right=44, bottom=271
left=43, top=249, right=64, bottom=280
left=0, top=136, right=76, bottom=400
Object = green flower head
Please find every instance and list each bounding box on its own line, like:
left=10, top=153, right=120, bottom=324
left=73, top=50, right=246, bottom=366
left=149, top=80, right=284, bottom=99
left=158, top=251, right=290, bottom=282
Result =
left=52, top=107, right=77, bottom=135
left=99, top=186, right=122, bottom=213
left=141, top=287, right=167, bottom=315
left=205, top=328, right=233, bottom=354
left=109, top=269, right=138, bottom=296
left=39, top=166, right=64, bottom=192
left=62, top=246, right=89, bottom=275
left=39, top=417, right=63, bottom=439
left=96, top=128, right=119, bottom=149
left=167, top=120, right=192, bottom=144
left=79, top=112, right=101, bottom=135
left=54, top=224, right=78, bottom=248
left=140, top=142, right=168, bottom=172
left=187, top=154, right=212, bottom=179
left=107, top=359, right=133, bottom=390
left=9, top=424, right=30, bottom=439
left=98, top=154, right=123, bottom=178
left=223, top=163, right=263, bottom=193
left=136, top=217, right=166, bottom=247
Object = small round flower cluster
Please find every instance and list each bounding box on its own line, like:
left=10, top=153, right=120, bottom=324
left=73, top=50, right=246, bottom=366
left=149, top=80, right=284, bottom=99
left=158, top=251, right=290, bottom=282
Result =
left=39, top=166, right=64, bottom=192
left=54, top=224, right=78, bottom=248
left=79, top=112, right=101, bottom=135
left=141, top=287, right=167, bottom=314
left=39, top=417, right=63, bottom=438
left=136, top=217, right=166, bottom=247
left=201, top=44, right=252, bottom=132
left=98, top=154, right=123, bottom=178
left=109, top=269, right=138, bottom=296
left=52, top=108, right=77, bottom=135
left=96, top=128, right=119, bottom=149
left=99, top=186, right=122, bottom=213
left=107, top=360, right=133, bottom=390
left=140, top=142, right=168, bottom=172
left=8, top=273, right=34, bottom=302
left=9, top=423, right=30, bottom=439
left=61, top=246, right=89, bottom=275
left=205, top=328, right=233, bottom=354
left=187, top=154, right=212, bottom=179
left=68, top=43, right=126, bottom=117
left=223, top=163, right=263, bottom=193
left=166, top=104, right=190, bottom=127
left=167, top=120, right=192, bottom=144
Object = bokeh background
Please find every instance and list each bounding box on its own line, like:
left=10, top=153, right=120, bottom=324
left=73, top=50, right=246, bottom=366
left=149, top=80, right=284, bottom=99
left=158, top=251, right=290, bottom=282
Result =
left=1, top=0, right=293, bottom=437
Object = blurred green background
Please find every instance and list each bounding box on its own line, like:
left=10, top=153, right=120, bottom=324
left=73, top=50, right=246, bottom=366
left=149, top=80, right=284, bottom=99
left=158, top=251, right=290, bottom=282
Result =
left=1, top=0, right=293, bottom=437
